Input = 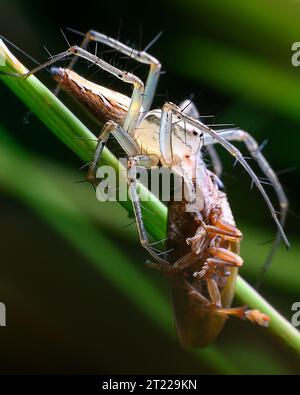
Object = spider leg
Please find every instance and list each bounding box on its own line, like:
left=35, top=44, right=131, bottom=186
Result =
left=8, top=45, right=144, bottom=138
left=59, top=30, right=161, bottom=114
left=179, top=99, right=222, bottom=177
left=86, top=120, right=140, bottom=184
left=159, top=103, right=203, bottom=213
left=127, top=156, right=170, bottom=266
left=208, top=128, right=289, bottom=286
left=161, top=102, right=290, bottom=249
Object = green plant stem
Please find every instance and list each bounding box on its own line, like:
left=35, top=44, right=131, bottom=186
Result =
left=236, top=277, right=300, bottom=355
left=1, top=39, right=300, bottom=357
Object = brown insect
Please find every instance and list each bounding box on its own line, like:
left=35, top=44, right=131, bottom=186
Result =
left=164, top=165, right=268, bottom=347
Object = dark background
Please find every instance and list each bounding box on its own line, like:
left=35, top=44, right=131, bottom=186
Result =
left=0, top=0, right=299, bottom=374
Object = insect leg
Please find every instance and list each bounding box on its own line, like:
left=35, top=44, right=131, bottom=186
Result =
left=206, top=277, right=222, bottom=307
left=211, top=128, right=289, bottom=285
left=62, top=30, right=161, bottom=114
left=179, top=99, right=222, bottom=177
left=160, top=102, right=289, bottom=249
left=214, top=306, right=269, bottom=327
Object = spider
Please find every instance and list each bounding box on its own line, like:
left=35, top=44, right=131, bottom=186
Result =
left=2, top=30, right=289, bottom=346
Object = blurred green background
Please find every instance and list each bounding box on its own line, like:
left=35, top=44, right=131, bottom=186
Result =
left=0, top=0, right=299, bottom=374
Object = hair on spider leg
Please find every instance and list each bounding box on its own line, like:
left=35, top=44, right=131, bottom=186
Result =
left=156, top=249, right=174, bottom=258
left=258, top=177, right=277, bottom=186
left=200, top=115, right=215, bottom=119
left=87, top=58, right=97, bottom=69
left=74, top=178, right=91, bottom=184
left=287, top=207, right=300, bottom=220
left=120, top=219, right=137, bottom=230
left=139, top=203, right=157, bottom=217
left=99, top=48, right=120, bottom=55
left=0, top=34, right=41, bottom=67
left=258, top=237, right=277, bottom=247
left=86, top=65, right=105, bottom=82
left=206, top=123, right=236, bottom=128
left=148, top=246, right=166, bottom=254
left=65, top=27, right=86, bottom=38
left=172, top=119, right=183, bottom=127
left=74, top=177, right=97, bottom=192
left=232, top=154, right=251, bottom=168
left=43, top=46, right=54, bottom=59
left=79, top=161, right=91, bottom=171
left=275, top=166, right=296, bottom=176
left=116, top=17, right=123, bottom=42
left=128, top=62, right=144, bottom=75
left=74, top=178, right=96, bottom=192
left=251, top=139, right=269, bottom=154
left=180, top=98, right=195, bottom=114
left=138, top=25, right=143, bottom=52
left=143, top=31, right=163, bottom=52
left=149, top=237, right=169, bottom=246
left=75, top=136, right=99, bottom=141
left=250, top=177, right=272, bottom=190
left=59, top=28, right=72, bottom=49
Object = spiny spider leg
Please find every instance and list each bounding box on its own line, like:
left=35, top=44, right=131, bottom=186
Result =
left=206, top=128, right=289, bottom=285
left=161, top=102, right=290, bottom=249
left=59, top=30, right=161, bottom=114
left=11, top=45, right=144, bottom=138
left=127, top=156, right=170, bottom=266
left=86, top=120, right=139, bottom=184
left=179, top=99, right=222, bottom=177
